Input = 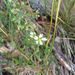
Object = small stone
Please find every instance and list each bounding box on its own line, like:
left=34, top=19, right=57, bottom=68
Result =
left=11, top=50, right=20, bottom=58
left=55, top=37, right=61, bottom=43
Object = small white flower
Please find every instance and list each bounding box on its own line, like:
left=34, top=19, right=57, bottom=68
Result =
left=34, top=34, right=47, bottom=45
left=30, top=31, right=47, bottom=45
left=30, top=31, right=36, bottom=38
left=30, top=31, right=36, bottom=35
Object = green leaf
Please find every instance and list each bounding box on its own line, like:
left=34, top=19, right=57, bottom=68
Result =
left=36, top=52, right=40, bottom=58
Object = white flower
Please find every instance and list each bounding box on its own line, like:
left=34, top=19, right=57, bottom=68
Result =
left=34, top=34, right=47, bottom=45
left=30, top=31, right=36, bottom=38
left=30, top=31, right=47, bottom=45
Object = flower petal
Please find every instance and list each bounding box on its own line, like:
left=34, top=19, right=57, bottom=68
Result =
left=39, top=41, right=43, bottom=45
left=33, top=32, right=36, bottom=35
left=39, top=34, right=43, bottom=38
left=34, top=36, right=38, bottom=40
left=30, top=35, right=33, bottom=38
left=36, top=41, right=38, bottom=44
left=30, top=31, right=33, bottom=35
left=41, top=38, right=47, bottom=41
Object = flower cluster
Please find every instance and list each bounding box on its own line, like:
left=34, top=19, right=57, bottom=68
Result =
left=30, top=31, right=47, bottom=45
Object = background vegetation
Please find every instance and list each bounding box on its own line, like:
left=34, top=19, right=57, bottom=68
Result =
left=0, top=0, right=75, bottom=75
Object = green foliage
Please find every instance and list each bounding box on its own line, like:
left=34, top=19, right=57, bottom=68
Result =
left=0, top=37, right=4, bottom=43
left=0, top=0, right=75, bottom=75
